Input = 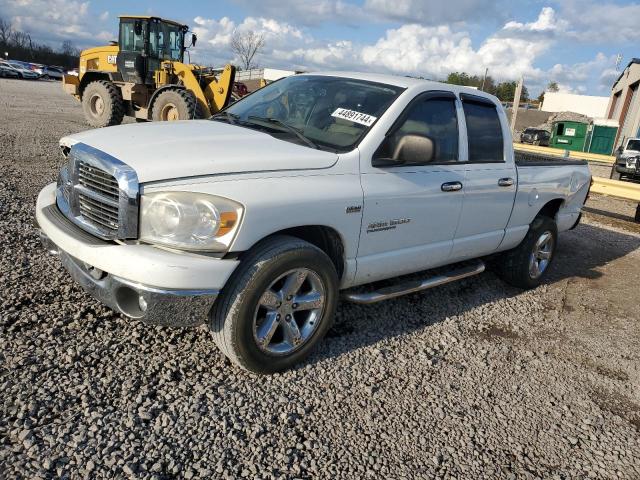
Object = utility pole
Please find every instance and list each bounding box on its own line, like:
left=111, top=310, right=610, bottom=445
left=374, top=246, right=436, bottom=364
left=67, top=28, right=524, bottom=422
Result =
left=480, top=68, right=488, bottom=92
left=510, top=76, right=524, bottom=135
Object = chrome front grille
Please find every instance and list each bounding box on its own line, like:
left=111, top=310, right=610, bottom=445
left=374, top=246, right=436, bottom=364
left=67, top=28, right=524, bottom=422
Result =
left=78, top=162, right=120, bottom=200
left=77, top=161, right=120, bottom=234
left=78, top=192, right=119, bottom=231
left=56, top=143, right=139, bottom=240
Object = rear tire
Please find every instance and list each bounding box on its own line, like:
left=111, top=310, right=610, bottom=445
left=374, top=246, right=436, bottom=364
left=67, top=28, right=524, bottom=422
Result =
left=81, top=80, right=125, bottom=128
left=609, top=165, right=622, bottom=181
left=210, top=235, right=339, bottom=374
left=151, top=89, right=197, bottom=121
left=496, top=215, right=558, bottom=289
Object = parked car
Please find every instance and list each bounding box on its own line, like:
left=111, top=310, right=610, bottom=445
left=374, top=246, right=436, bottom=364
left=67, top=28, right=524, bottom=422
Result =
left=0, top=64, right=20, bottom=78
left=41, top=66, right=64, bottom=80
left=520, top=128, right=551, bottom=146
left=28, top=63, right=44, bottom=75
left=610, top=137, right=640, bottom=181
left=0, top=61, right=39, bottom=79
left=36, top=72, right=591, bottom=373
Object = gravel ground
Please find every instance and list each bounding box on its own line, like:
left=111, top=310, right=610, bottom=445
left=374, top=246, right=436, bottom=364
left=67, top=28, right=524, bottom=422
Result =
left=1, top=78, right=640, bottom=479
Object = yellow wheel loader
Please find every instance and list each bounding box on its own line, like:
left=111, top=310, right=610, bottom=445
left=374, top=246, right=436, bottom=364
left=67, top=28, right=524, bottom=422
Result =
left=62, top=16, right=236, bottom=127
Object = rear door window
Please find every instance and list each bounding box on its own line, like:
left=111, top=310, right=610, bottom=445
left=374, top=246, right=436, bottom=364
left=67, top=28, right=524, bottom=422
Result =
left=462, top=97, right=504, bottom=162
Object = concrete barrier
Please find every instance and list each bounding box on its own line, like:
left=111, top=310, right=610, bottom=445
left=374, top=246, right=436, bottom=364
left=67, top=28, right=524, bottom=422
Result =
left=590, top=177, right=640, bottom=202
left=514, top=143, right=615, bottom=165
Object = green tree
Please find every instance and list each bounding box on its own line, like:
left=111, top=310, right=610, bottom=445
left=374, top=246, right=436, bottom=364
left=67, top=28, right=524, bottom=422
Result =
left=444, top=72, right=496, bottom=94
left=547, top=81, right=559, bottom=93
left=494, top=81, right=529, bottom=103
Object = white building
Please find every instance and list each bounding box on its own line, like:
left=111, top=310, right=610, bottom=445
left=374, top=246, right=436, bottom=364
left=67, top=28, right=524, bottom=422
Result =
left=234, top=68, right=297, bottom=82
left=541, top=92, right=609, bottom=118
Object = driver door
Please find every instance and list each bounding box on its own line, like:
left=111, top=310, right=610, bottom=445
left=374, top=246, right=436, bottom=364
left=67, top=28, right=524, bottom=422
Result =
left=355, top=92, right=466, bottom=284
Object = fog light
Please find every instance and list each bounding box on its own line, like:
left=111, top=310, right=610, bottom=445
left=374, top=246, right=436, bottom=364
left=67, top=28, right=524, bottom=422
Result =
left=138, top=295, right=148, bottom=312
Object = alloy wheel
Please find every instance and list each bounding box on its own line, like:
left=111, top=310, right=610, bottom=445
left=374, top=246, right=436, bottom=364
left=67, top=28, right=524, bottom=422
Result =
left=253, top=268, right=326, bottom=355
left=529, top=230, right=554, bottom=279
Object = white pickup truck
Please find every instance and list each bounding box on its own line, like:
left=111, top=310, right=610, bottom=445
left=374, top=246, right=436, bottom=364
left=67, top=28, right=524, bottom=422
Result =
left=36, top=72, right=591, bottom=373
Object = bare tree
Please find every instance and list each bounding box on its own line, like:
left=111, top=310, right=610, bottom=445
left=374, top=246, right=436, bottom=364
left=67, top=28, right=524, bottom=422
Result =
left=61, top=40, right=79, bottom=57
left=11, top=31, right=30, bottom=49
left=230, top=30, right=265, bottom=70
left=0, top=17, right=13, bottom=44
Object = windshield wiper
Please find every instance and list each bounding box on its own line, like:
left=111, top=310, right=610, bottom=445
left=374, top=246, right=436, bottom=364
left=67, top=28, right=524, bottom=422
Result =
left=247, top=116, right=319, bottom=150
left=211, top=111, right=239, bottom=124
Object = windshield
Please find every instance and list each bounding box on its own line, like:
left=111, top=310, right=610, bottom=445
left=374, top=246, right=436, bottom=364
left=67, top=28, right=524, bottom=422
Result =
left=221, top=75, right=404, bottom=152
left=150, top=21, right=184, bottom=61
left=627, top=139, right=640, bottom=151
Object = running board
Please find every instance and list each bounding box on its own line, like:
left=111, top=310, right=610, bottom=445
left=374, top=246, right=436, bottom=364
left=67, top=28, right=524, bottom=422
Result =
left=343, top=261, right=485, bottom=305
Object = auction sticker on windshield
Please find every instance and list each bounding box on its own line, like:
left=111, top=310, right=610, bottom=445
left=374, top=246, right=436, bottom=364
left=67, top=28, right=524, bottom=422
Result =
left=331, top=108, right=377, bottom=127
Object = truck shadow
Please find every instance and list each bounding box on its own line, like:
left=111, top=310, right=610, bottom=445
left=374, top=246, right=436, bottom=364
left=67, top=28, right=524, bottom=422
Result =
left=310, top=221, right=640, bottom=365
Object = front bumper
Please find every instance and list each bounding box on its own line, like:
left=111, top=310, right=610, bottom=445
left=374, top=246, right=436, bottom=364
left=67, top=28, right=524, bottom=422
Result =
left=36, top=183, right=240, bottom=327
left=614, top=164, right=640, bottom=176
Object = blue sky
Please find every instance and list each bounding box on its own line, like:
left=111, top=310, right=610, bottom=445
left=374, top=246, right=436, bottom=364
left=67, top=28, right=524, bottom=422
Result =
left=1, top=0, right=638, bottom=96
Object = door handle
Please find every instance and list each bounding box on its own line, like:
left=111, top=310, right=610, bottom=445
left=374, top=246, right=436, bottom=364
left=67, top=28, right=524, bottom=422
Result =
left=498, top=177, right=514, bottom=187
left=441, top=181, right=463, bottom=192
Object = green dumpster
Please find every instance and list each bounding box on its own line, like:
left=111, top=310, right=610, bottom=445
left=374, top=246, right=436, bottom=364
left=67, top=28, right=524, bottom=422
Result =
left=585, top=121, right=618, bottom=155
left=550, top=121, right=588, bottom=152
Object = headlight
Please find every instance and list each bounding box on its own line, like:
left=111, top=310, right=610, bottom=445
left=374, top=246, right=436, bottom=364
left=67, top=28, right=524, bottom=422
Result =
left=139, top=192, right=243, bottom=251
left=626, top=156, right=639, bottom=168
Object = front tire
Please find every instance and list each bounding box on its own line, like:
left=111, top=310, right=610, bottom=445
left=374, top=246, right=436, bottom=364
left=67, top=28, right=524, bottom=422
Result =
left=496, top=215, right=558, bottom=289
left=81, top=80, right=125, bottom=128
left=210, top=235, right=339, bottom=374
left=151, top=89, right=197, bottom=121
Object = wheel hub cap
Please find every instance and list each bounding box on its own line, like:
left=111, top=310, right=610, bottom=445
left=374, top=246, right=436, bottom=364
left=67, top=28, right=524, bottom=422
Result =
left=90, top=94, right=104, bottom=116
left=529, top=230, right=554, bottom=279
left=161, top=103, right=179, bottom=121
left=253, top=268, right=326, bottom=355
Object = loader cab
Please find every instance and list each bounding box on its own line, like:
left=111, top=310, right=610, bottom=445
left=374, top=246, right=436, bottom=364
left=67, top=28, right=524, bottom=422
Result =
left=117, top=16, right=189, bottom=85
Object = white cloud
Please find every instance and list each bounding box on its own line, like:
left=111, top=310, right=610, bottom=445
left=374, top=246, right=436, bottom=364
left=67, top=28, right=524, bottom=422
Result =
left=232, top=0, right=501, bottom=26
left=230, top=0, right=363, bottom=25
left=503, top=6, right=568, bottom=33
left=0, top=0, right=622, bottom=96
left=0, top=0, right=114, bottom=45
left=192, top=15, right=307, bottom=66
left=563, top=1, right=640, bottom=43
left=192, top=6, right=618, bottom=96
left=364, top=0, right=500, bottom=25
left=547, top=53, right=618, bottom=93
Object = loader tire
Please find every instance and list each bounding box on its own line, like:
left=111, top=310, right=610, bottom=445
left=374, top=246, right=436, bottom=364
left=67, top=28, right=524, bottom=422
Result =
left=184, top=90, right=206, bottom=119
left=82, top=80, right=125, bottom=128
left=151, top=89, right=197, bottom=121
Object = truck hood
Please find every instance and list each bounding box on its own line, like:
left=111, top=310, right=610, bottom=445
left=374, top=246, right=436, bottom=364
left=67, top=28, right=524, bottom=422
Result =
left=60, top=120, right=339, bottom=183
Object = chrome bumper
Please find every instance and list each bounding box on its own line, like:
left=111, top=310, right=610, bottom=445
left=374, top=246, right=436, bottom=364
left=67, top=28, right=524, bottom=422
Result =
left=39, top=230, right=219, bottom=327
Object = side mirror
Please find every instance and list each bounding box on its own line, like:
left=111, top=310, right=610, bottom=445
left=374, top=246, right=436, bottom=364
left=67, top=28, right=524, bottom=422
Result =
left=191, top=33, right=197, bottom=47
left=392, top=134, right=435, bottom=165
left=134, top=20, right=143, bottom=36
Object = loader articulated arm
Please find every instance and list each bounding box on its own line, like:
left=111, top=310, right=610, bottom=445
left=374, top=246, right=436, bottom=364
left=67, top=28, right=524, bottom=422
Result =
left=169, top=63, right=236, bottom=117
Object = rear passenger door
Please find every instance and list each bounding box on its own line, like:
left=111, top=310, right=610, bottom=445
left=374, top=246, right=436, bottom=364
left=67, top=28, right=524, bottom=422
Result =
left=450, top=94, right=517, bottom=261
